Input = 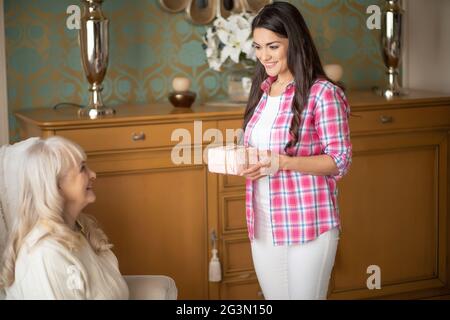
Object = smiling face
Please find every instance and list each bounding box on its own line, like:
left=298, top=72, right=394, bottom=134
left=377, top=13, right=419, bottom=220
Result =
left=252, top=27, right=292, bottom=81
left=59, top=160, right=96, bottom=219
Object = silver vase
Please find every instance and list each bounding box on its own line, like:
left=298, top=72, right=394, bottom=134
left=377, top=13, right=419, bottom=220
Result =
left=376, top=0, right=406, bottom=98
left=78, top=0, right=114, bottom=118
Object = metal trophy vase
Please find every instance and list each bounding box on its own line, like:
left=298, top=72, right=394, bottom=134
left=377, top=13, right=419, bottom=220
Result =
left=78, top=0, right=114, bottom=118
left=375, top=0, right=406, bottom=98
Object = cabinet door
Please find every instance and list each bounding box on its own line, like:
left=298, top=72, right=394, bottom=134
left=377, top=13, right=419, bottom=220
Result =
left=220, top=277, right=264, bottom=300
left=329, top=130, right=449, bottom=299
left=84, top=150, right=209, bottom=299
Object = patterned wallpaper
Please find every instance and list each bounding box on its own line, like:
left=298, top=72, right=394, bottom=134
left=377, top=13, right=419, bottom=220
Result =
left=4, top=0, right=384, bottom=141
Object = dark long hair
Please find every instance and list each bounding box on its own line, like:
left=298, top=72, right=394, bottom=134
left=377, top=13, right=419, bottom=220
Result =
left=243, top=1, right=330, bottom=155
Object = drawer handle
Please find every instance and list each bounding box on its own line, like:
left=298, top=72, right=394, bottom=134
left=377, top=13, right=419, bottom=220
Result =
left=238, top=273, right=251, bottom=279
left=131, top=132, right=146, bottom=141
left=380, top=115, right=393, bottom=124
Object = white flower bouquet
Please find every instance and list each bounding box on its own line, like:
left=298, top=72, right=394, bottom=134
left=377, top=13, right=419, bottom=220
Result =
left=202, top=12, right=257, bottom=72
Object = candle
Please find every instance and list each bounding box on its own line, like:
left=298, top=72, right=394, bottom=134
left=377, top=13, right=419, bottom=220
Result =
left=172, top=77, right=191, bottom=92
left=323, top=64, right=343, bottom=83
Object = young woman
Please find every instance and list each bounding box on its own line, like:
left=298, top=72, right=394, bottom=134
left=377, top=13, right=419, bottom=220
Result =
left=240, top=2, right=352, bottom=300
left=0, top=136, right=129, bottom=299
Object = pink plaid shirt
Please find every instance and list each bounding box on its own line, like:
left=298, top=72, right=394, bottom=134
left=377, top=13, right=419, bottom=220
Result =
left=243, top=77, right=352, bottom=245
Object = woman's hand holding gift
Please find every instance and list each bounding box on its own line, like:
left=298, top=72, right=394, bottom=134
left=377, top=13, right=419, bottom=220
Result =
left=240, top=149, right=287, bottom=180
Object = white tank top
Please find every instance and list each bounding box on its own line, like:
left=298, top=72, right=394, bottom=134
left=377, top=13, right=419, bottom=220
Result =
left=249, top=95, right=281, bottom=235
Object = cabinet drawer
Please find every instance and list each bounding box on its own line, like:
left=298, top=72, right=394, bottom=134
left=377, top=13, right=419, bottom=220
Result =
left=221, top=194, right=246, bottom=234
left=57, top=122, right=214, bottom=152
left=349, top=105, right=450, bottom=134
left=222, top=237, right=254, bottom=275
left=220, top=278, right=263, bottom=300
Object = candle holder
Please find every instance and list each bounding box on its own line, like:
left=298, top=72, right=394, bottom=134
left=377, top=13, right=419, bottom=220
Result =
left=78, top=0, right=115, bottom=119
left=168, top=77, right=196, bottom=108
left=374, top=0, right=407, bottom=98
left=168, top=91, right=197, bottom=108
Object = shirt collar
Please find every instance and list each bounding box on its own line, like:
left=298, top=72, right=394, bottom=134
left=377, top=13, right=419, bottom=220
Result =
left=260, top=76, right=296, bottom=94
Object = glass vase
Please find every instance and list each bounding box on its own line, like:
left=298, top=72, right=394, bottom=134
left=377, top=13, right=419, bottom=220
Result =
left=227, top=62, right=254, bottom=102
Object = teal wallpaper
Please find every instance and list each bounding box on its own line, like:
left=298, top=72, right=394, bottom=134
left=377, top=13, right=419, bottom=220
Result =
left=4, top=0, right=384, bottom=141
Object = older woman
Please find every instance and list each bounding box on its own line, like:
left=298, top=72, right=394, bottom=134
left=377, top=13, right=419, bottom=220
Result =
left=0, top=136, right=176, bottom=299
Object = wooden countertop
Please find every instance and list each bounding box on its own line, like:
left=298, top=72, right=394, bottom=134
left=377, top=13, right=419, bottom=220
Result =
left=15, top=89, right=450, bottom=129
left=347, top=89, right=450, bottom=109
left=15, top=103, right=246, bottom=129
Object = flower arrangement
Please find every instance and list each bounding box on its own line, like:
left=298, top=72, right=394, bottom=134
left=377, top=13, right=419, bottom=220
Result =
left=202, top=12, right=257, bottom=72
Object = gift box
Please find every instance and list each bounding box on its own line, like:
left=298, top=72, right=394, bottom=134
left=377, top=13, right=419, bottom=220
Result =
left=207, top=145, right=268, bottom=175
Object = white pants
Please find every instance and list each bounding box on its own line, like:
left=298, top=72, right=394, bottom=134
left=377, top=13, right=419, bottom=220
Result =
left=251, top=192, right=339, bottom=300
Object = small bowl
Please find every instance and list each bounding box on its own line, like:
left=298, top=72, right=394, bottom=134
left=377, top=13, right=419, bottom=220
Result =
left=168, top=91, right=196, bottom=108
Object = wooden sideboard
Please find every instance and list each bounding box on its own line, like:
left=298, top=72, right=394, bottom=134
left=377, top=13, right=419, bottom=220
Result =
left=15, top=89, right=450, bottom=300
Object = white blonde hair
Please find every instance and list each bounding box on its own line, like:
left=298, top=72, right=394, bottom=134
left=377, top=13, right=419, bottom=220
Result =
left=0, top=136, right=112, bottom=288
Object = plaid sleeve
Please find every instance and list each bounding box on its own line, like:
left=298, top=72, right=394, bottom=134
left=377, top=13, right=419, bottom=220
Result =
left=314, top=84, right=352, bottom=180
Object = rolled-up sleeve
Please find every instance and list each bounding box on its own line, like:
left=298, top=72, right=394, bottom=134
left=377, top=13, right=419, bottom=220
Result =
left=314, top=85, right=352, bottom=180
